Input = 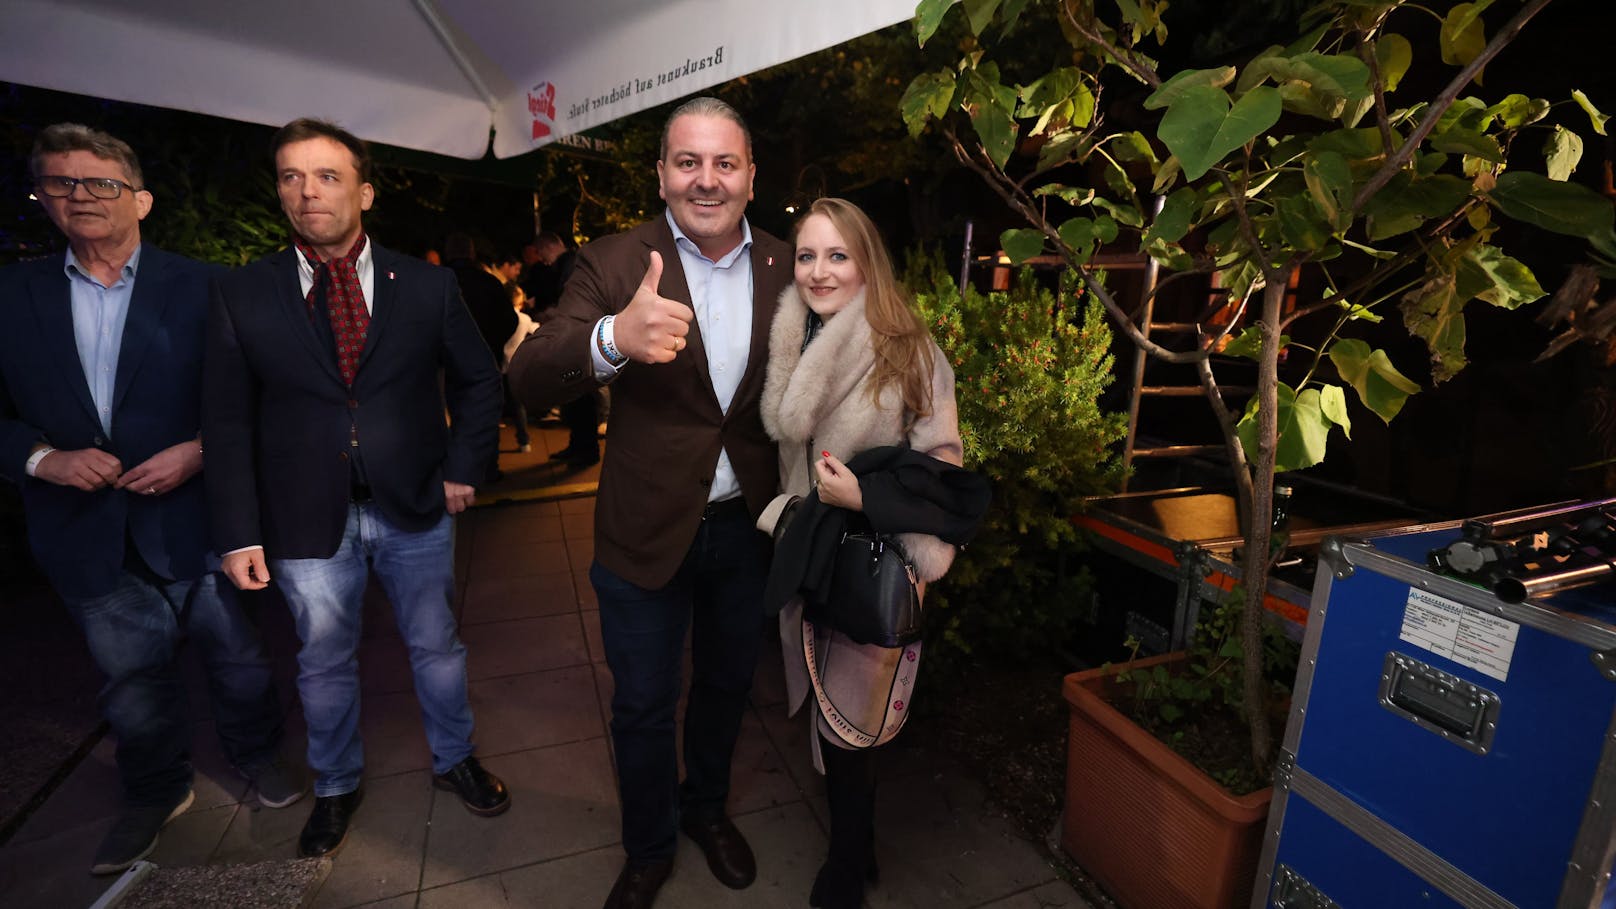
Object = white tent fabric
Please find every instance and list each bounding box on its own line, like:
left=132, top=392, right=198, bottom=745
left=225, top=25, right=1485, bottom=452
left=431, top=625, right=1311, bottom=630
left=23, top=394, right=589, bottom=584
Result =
left=0, top=0, right=918, bottom=160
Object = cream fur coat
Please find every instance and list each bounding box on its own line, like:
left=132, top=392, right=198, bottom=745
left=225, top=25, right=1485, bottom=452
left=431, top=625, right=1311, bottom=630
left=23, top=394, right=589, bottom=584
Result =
left=759, top=286, right=963, bottom=582
left=759, top=284, right=964, bottom=758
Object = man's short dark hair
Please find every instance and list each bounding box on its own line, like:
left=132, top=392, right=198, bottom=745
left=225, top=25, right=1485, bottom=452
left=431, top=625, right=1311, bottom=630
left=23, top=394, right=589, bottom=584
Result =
left=271, top=118, right=373, bottom=183
left=30, top=123, right=144, bottom=188
left=659, top=96, right=752, bottom=162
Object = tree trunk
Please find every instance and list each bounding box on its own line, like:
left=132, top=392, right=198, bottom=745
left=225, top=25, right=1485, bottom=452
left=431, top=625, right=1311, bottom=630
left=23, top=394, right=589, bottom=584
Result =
left=1239, top=275, right=1289, bottom=773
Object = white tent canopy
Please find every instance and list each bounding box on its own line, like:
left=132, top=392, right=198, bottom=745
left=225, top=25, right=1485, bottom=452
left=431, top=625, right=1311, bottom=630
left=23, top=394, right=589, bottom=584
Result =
left=0, top=0, right=918, bottom=159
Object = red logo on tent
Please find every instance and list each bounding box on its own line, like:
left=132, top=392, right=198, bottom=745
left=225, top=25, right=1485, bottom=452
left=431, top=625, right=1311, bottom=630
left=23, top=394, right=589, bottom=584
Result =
left=529, top=82, right=557, bottom=140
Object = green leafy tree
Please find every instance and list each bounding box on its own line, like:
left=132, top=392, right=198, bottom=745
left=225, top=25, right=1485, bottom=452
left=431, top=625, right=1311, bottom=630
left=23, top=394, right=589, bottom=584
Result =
left=901, top=0, right=1613, bottom=769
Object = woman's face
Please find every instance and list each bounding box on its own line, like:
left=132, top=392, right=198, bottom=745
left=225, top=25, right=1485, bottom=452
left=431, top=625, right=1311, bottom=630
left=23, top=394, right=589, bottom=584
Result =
left=793, top=213, right=865, bottom=319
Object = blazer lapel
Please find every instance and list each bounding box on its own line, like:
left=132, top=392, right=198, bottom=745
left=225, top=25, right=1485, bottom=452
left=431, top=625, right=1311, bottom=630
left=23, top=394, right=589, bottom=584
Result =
left=355, top=244, right=397, bottom=375
left=732, top=238, right=786, bottom=412
left=271, top=248, right=345, bottom=385
left=28, top=258, right=100, bottom=427
left=110, top=244, right=168, bottom=418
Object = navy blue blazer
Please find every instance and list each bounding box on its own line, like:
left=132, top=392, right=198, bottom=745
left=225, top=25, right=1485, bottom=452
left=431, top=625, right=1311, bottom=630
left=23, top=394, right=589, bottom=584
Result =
left=202, top=244, right=502, bottom=559
left=0, top=245, right=219, bottom=599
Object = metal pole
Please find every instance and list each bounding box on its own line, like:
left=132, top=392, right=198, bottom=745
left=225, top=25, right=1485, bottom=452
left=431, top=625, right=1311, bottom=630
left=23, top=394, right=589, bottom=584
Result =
left=959, top=219, right=975, bottom=303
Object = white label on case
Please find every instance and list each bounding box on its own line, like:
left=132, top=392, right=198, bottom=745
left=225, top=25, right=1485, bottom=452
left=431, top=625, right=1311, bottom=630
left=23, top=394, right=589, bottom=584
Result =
left=1399, top=587, right=1519, bottom=682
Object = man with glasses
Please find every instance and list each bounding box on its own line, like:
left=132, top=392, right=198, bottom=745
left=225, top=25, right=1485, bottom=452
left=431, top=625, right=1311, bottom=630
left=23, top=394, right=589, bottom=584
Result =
left=0, top=123, right=298, bottom=875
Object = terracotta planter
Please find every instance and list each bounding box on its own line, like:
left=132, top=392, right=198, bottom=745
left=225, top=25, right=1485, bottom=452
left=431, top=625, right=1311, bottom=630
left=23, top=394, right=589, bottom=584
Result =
left=1062, top=652, right=1272, bottom=909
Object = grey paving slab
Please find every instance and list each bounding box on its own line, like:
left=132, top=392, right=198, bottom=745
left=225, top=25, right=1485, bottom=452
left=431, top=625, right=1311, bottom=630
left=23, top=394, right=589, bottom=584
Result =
left=460, top=571, right=578, bottom=625
left=416, top=845, right=620, bottom=909
left=306, top=771, right=433, bottom=909
left=469, top=539, right=571, bottom=580
left=558, top=498, right=594, bottom=517
left=459, top=615, right=589, bottom=682
left=977, top=878, right=1095, bottom=908
left=469, top=503, right=565, bottom=544
left=565, top=537, right=593, bottom=574
left=470, top=665, right=604, bottom=756
left=420, top=740, right=619, bottom=889
left=574, top=571, right=598, bottom=609
left=147, top=802, right=238, bottom=868
left=655, top=803, right=825, bottom=908
left=727, top=711, right=805, bottom=816
left=580, top=609, right=604, bottom=664
left=865, top=767, right=1069, bottom=909
left=0, top=817, right=116, bottom=909
left=211, top=794, right=307, bottom=866
left=562, top=512, right=594, bottom=544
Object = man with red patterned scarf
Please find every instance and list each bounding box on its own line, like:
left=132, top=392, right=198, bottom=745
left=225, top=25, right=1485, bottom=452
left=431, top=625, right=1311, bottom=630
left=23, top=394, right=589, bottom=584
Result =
left=203, top=118, right=508, bottom=858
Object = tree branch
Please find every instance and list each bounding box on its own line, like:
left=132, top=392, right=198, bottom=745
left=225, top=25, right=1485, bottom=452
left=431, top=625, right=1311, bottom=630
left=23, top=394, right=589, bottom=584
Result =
left=1350, top=0, right=1556, bottom=212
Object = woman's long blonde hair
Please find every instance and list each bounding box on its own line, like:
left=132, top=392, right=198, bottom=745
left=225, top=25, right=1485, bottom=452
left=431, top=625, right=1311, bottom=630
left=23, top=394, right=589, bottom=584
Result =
left=796, top=197, right=935, bottom=422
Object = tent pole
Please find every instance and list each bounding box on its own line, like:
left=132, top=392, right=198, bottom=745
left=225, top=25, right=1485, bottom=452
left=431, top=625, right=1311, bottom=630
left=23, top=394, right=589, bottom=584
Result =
left=412, top=0, right=499, bottom=109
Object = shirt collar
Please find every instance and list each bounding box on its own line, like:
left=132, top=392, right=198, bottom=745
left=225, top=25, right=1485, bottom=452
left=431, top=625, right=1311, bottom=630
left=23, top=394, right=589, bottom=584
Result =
left=664, top=209, right=753, bottom=267
left=64, top=244, right=142, bottom=285
left=293, top=236, right=373, bottom=282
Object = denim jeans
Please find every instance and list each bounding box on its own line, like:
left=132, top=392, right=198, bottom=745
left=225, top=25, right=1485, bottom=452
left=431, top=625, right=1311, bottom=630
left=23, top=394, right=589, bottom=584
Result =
left=592, top=505, right=770, bottom=862
left=272, top=506, right=473, bottom=797
left=60, top=564, right=282, bottom=807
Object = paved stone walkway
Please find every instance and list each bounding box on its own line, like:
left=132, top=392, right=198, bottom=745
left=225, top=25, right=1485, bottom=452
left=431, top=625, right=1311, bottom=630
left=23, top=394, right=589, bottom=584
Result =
left=0, top=425, right=1090, bottom=908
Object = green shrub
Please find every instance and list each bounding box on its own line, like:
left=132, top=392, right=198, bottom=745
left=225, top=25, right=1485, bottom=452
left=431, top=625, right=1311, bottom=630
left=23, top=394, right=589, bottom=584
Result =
left=906, top=248, right=1127, bottom=671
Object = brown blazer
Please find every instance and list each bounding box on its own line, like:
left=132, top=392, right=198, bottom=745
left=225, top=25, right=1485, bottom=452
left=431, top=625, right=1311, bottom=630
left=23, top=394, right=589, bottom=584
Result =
left=509, top=215, right=793, bottom=589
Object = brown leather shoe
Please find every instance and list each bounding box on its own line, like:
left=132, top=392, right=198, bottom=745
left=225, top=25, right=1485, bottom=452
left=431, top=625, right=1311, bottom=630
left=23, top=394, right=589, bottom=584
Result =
left=602, top=858, right=672, bottom=909
left=680, top=814, right=756, bottom=889
left=433, top=756, right=511, bottom=817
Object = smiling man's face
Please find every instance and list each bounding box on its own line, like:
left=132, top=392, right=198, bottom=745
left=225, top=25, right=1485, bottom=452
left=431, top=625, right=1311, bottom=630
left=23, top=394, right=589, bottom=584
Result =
left=656, top=113, right=754, bottom=260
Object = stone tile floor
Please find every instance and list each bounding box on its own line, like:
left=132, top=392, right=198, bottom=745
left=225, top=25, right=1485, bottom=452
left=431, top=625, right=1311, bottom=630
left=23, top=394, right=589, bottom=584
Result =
left=0, top=424, right=1089, bottom=909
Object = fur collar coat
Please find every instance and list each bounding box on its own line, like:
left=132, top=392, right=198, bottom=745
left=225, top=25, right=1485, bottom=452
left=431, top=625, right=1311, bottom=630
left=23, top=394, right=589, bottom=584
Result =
left=759, top=285, right=962, bottom=583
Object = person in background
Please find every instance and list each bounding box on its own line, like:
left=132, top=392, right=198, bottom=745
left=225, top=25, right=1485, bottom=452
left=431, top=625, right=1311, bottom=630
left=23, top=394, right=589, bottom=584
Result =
left=0, top=122, right=296, bottom=876
left=204, top=117, right=508, bottom=859
left=509, top=96, right=791, bottom=909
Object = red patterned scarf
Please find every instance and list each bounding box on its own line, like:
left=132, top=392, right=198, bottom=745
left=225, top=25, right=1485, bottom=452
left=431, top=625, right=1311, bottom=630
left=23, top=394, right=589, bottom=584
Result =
left=294, top=234, right=370, bottom=385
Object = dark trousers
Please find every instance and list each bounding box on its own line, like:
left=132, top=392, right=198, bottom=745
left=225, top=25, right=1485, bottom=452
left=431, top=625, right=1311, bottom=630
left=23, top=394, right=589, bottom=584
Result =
left=560, top=390, right=598, bottom=455
left=590, top=504, right=770, bottom=862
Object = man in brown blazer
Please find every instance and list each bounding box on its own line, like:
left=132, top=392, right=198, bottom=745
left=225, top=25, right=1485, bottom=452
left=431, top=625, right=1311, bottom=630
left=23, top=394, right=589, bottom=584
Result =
left=509, top=97, right=790, bottom=909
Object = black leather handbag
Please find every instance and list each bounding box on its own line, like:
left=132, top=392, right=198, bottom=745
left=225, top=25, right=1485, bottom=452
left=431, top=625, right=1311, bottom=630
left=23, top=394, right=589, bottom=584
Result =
left=806, top=532, right=921, bottom=647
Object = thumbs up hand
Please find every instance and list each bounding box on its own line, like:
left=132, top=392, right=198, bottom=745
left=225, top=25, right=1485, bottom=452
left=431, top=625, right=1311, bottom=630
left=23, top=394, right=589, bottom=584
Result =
left=612, top=252, right=694, bottom=364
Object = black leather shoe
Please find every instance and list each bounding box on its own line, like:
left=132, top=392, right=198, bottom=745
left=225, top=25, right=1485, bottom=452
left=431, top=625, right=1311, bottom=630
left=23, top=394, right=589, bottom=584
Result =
left=298, top=789, right=363, bottom=857
left=680, top=814, right=756, bottom=889
left=433, top=756, right=511, bottom=816
left=602, top=858, right=672, bottom=909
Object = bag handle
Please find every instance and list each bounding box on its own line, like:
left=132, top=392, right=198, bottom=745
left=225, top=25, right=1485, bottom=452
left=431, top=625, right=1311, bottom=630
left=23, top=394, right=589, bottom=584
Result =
left=802, top=618, right=922, bottom=749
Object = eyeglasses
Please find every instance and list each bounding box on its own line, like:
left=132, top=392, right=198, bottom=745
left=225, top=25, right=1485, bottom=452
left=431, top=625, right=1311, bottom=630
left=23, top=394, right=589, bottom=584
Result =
left=34, top=176, right=142, bottom=200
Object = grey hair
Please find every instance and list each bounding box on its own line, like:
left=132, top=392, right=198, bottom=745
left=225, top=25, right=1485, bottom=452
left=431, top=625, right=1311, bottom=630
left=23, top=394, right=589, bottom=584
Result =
left=30, top=123, right=144, bottom=188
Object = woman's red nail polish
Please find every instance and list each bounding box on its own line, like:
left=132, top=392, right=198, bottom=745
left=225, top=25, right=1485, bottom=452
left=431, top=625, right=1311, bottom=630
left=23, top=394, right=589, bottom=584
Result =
left=821, top=450, right=830, bottom=458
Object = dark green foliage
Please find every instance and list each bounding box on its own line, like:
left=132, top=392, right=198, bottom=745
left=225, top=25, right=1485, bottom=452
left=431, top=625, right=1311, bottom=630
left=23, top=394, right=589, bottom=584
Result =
left=905, top=249, right=1127, bottom=671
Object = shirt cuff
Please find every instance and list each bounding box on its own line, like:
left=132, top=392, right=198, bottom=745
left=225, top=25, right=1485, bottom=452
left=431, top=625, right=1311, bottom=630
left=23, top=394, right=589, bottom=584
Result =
left=222, top=545, right=264, bottom=557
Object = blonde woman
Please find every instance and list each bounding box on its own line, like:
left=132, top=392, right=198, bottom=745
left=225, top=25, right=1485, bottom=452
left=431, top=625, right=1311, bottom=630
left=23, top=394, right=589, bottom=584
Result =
left=760, top=198, right=981, bottom=908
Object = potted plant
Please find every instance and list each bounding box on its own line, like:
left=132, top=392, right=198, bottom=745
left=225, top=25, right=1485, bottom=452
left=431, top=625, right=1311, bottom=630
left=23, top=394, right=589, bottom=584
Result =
left=899, top=0, right=1612, bottom=904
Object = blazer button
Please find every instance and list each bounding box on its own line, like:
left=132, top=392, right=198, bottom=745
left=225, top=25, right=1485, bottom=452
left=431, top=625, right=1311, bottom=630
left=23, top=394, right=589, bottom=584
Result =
left=93, top=435, right=105, bottom=446
left=699, top=477, right=710, bottom=487
left=562, top=368, right=583, bottom=382
left=348, top=399, right=359, bottom=409
left=338, top=451, right=350, bottom=462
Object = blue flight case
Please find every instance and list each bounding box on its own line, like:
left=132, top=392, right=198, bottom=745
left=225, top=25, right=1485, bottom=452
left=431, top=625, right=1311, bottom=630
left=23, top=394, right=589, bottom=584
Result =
left=1252, top=505, right=1616, bottom=909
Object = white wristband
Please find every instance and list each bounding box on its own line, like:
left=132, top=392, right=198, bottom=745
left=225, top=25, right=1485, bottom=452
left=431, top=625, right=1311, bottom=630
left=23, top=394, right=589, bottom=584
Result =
left=25, top=446, right=55, bottom=477
left=599, top=315, right=629, bottom=366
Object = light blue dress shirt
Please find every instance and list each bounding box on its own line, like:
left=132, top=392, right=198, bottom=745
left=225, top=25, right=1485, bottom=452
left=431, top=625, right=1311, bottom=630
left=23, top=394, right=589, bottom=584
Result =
left=66, top=245, right=141, bottom=437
